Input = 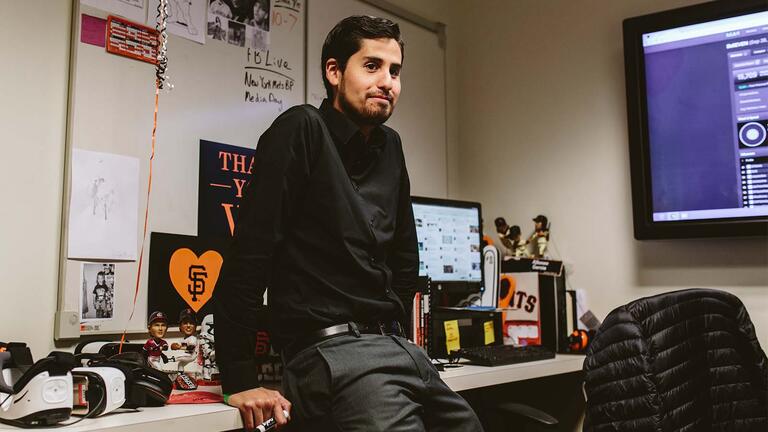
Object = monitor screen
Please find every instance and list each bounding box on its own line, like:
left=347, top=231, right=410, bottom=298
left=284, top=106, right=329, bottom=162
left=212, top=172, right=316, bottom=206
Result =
left=411, top=197, right=482, bottom=283
left=624, top=0, right=768, bottom=238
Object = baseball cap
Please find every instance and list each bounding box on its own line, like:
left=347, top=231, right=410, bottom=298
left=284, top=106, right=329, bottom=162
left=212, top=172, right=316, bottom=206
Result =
left=178, top=308, right=196, bottom=325
left=148, top=311, right=168, bottom=325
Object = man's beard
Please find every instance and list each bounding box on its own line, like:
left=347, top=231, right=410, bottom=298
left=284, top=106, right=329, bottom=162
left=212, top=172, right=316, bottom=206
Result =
left=338, top=88, right=394, bottom=126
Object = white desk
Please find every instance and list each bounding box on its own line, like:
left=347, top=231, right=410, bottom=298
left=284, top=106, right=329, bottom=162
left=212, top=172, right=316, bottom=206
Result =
left=441, top=354, right=586, bottom=392
left=0, top=404, right=240, bottom=432
left=0, top=355, right=584, bottom=431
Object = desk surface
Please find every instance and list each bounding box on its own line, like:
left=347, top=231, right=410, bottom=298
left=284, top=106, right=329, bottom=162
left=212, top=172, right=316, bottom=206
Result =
left=0, top=355, right=584, bottom=431
left=440, top=354, right=586, bottom=392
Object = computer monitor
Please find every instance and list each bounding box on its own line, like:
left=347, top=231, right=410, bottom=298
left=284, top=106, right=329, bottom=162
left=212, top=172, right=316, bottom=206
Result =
left=624, top=0, right=768, bottom=238
left=411, top=196, right=483, bottom=292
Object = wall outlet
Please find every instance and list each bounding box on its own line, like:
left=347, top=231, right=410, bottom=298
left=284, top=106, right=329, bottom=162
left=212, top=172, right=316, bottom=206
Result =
left=54, top=310, right=80, bottom=339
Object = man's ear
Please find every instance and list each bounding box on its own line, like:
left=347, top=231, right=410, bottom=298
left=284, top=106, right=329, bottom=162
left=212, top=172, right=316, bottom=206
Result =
left=325, top=58, right=341, bottom=88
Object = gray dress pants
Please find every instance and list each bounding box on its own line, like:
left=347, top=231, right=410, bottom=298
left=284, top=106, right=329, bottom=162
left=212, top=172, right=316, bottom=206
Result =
left=281, top=333, right=484, bottom=431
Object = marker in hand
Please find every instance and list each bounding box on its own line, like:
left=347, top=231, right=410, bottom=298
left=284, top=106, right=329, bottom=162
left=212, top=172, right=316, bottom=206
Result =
left=256, top=410, right=290, bottom=432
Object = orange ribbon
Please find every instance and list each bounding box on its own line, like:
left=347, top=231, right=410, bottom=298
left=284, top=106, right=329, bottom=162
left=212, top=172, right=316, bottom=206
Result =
left=120, top=79, right=160, bottom=353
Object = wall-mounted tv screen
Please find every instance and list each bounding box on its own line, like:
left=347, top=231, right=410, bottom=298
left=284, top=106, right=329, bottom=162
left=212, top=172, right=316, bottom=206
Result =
left=624, top=0, right=768, bottom=239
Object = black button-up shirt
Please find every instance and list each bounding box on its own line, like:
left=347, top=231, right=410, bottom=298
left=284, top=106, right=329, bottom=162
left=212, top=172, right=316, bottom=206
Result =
left=213, top=100, right=418, bottom=393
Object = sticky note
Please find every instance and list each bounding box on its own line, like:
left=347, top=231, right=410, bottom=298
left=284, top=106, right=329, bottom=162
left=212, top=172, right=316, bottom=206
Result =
left=484, top=321, right=495, bottom=345
left=444, top=320, right=460, bottom=354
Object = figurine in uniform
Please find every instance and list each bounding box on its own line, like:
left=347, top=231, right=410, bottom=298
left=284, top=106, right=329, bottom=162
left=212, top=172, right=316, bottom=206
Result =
left=494, top=217, right=515, bottom=257
left=529, top=214, right=550, bottom=258
left=494, top=217, right=530, bottom=258
left=171, top=308, right=198, bottom=374
left=198, top=314, right=218, bottom=381
left=507, top=225, right=530, bottom=258
left=144, top=311, right=169, bottom=369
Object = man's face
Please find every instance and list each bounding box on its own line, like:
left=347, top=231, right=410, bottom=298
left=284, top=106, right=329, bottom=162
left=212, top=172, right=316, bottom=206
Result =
left=179, top=321, right=196, bottom=337
left=327, top=38, right=402, bottom=127
left=149, top=321, right=167, bottom=339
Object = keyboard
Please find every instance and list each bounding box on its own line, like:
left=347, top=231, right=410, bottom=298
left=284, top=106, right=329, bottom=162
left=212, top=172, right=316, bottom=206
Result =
left=457, top=344, right=556, bottom=367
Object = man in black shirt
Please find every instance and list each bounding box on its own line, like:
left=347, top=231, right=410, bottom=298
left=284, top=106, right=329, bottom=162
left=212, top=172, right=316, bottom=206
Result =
left=214, top=15, right=483, bottom=431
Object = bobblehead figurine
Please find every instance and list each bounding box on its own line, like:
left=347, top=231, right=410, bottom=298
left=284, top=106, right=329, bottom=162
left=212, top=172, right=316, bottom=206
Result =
left=493, top=217, right=515, bottom=257
left=507, top=225, right=531, bottom=258
left=144, top=311, right=170, bottom=370
left=494, top=217, right=530, bottom=258
left=529, top=215, right=550, bottom=258
left=171, top=308, right=198, bottom=374
left=198, top=314, right=218, bottom=381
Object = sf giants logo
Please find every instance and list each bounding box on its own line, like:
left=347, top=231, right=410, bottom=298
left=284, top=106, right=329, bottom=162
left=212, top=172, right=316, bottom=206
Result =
left=187, top=265, right=208, bottom=302
left=169, top=249, right=223, bottom=312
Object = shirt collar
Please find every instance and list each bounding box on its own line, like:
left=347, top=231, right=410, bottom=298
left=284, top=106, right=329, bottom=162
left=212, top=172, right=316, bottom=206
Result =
left=319, top=99, right=385, bottom=155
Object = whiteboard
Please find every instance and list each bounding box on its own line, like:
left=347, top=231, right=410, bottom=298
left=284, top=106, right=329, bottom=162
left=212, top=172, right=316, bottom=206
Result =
left=58, top=0, right=306, bottom=337
left=306, top=0, right=448, bottom=198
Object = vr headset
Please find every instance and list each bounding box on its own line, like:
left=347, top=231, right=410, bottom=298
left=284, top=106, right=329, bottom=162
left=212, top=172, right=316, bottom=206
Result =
left=0, top=340, right=173, bottom=428
left=0, top=343, right=75, bottom=427
left=75, top=340, right=145, bottom=358
left=71, top=366, right=126, bottom=417
left=77, top=351, right=172, bottom=409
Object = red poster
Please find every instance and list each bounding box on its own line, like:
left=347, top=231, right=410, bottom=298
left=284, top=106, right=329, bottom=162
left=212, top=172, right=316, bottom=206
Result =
left=106, top=15, right=159, bottom=64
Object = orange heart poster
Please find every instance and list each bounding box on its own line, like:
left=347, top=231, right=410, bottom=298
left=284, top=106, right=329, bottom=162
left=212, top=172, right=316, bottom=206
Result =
left=148, top=232, right=228, bottom=325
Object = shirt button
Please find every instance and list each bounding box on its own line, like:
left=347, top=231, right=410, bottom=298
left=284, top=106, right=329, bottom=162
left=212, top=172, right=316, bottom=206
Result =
left=369, top=257, right=376, bottom=263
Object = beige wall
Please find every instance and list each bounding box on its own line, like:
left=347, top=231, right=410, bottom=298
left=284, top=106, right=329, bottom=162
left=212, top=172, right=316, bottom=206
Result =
left=1, top=0, right=767, bottom=359
left=448, top=0, right=768, bottom=343
left=0, top=1, right=71, bottom=359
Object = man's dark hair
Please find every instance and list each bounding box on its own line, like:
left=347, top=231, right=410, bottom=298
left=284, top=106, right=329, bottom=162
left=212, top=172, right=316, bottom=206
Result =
left=321, top=15, right=405, bottom=99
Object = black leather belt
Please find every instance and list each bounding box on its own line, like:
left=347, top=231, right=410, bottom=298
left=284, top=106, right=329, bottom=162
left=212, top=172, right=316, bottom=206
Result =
left=282, top=321, right=405, bottom=361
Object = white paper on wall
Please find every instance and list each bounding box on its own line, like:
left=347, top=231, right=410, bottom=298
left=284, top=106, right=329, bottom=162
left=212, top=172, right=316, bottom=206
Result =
left=68, top=149, right=140, bottom=261
left=148, top=0, right=207, bottom=44
left=81, top=0, right=148, bottom=23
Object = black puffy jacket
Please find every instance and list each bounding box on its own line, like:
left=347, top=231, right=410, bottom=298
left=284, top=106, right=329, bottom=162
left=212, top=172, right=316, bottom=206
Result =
left=583, top=289, right=768, bottom=431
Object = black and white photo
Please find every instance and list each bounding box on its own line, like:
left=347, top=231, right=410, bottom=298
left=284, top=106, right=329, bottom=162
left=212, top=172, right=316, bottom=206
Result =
left=227, top=20, right=246, bottom=47
left=81, top=262, right=116, bottom=321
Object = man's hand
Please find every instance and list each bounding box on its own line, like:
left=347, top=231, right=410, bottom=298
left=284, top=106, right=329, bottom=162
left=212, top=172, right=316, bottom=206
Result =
left=227, top=387, right=292, bottom=430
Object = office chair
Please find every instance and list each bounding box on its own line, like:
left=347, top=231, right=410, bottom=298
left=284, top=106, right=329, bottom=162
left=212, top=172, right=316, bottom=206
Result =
left=582, top=288, right=768, bottom=431
left=493, top=403, right=558, bottom=431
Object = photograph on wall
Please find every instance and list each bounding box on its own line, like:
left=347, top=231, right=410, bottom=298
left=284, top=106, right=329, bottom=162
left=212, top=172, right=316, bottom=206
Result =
left=147, top=0, right=207, bottom=44
left=198, top=140, right=256, bottom=238
left=81, top=262, right=116, bottom=322
left=207, top=9, right=229, bottom=41
left=248, top=25, right=269, bottom=51
left=208, top=0, right=233, bottom=19
left=228, top=0, right=270, bottom=30
left=81, top=0, right=147, bottom=23
left=68, top=149, right=139, bottom=260
left=227, top=19, right=246, bottom=47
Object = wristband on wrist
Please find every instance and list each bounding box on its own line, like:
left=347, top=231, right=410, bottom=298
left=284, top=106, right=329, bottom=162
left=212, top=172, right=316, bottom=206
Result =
left=223, top=393, right=230, bottom=405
